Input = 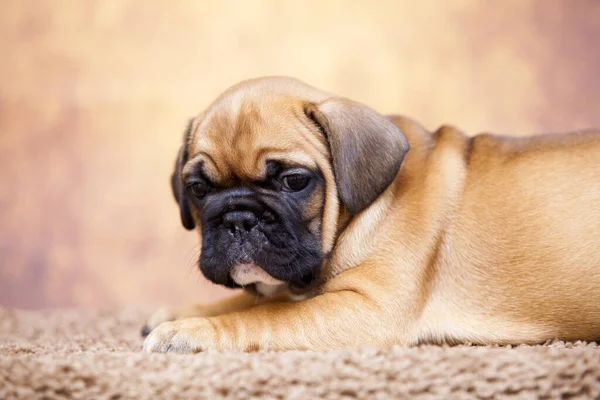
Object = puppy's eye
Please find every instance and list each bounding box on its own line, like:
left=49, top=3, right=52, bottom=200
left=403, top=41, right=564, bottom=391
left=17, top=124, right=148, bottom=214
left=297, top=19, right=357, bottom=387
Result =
left=281, top=174, right=310, bottom=192
left=188, top=182, right=208, bottom=198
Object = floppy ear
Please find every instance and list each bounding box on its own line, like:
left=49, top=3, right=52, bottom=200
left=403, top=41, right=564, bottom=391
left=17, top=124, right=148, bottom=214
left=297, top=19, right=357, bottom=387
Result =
left=171, top=121, right=196, bottom=230
left=304, top=98, right=410, bottom=214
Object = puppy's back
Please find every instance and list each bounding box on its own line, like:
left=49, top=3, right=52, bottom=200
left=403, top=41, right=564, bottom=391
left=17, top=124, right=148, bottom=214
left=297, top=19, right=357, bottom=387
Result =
left=433, top=129, right=600, bottom=343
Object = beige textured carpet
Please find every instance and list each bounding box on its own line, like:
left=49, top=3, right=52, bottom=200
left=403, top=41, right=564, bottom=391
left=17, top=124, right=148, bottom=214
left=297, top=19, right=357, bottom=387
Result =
left=1, top=307, right=599, bottom=399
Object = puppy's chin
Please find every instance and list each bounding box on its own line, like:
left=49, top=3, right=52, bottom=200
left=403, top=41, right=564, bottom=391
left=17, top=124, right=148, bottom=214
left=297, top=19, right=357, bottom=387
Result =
left=230, top=263, right=285, bottom=286
left=230, top=263, right=288, bottom=297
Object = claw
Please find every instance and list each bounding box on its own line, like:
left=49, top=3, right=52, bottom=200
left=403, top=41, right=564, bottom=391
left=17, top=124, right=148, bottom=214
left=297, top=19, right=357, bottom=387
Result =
left=141, top=325, right=151, bottom=337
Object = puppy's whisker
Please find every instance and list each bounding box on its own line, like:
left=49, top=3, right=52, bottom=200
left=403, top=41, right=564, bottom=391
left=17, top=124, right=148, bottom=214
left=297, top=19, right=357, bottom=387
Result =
left=184, top=245, right=202, bottom=279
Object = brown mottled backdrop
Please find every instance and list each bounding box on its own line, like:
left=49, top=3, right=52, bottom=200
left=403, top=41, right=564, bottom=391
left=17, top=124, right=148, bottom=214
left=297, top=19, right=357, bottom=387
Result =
left=1, top=1, right=599, bottom=309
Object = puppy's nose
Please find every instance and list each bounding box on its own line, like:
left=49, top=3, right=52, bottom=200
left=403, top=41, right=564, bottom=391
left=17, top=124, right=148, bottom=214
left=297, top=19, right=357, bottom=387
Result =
left=223, top=211, right=258, bottom=233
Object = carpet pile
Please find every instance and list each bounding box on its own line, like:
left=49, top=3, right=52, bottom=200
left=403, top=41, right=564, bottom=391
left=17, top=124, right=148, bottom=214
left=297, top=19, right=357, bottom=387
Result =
left=1, top=307, right=599, bottom=399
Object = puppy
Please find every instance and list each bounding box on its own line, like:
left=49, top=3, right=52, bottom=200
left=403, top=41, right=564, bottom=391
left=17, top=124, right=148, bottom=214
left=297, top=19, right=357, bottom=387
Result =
left=143, top=76, right=600, bottom=353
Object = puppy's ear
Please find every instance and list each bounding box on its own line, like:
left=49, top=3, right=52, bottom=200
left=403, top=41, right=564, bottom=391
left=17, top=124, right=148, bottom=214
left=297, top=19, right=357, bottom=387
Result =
left=171, top=120, right=196, bottom=230
left=304, top=98, right=410, bottom=214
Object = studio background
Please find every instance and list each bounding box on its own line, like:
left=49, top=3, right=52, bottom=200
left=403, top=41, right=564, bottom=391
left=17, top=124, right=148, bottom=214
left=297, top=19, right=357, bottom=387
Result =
left=1, top=1, right=599, bottom=309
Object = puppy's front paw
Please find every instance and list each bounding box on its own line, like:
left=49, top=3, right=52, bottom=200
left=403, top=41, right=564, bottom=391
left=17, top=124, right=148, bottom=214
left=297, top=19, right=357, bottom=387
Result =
left=141, top=306, right=177, bottom=337
left=143, top=318, right=216, bottom=354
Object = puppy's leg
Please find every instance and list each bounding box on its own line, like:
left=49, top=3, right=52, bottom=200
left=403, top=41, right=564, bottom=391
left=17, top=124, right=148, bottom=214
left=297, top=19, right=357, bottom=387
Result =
left=141, top=291, right=289, bottom=336
left=143, top=270, right=406, bottom=352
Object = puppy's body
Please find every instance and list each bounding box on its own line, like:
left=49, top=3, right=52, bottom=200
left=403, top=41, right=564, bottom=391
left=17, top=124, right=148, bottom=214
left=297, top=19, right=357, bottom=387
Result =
left=368, top=120, right=600, bottom=344
left=143, top=77, right=600, bottom=352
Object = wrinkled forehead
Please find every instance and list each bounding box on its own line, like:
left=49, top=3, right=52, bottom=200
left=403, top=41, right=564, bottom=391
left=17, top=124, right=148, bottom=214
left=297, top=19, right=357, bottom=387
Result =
left=184, top=97, right=327, bottom=183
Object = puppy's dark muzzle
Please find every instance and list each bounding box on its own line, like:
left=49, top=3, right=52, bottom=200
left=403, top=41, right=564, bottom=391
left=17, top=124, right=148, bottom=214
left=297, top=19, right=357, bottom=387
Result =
left=199, top=186, right=322, bottom=288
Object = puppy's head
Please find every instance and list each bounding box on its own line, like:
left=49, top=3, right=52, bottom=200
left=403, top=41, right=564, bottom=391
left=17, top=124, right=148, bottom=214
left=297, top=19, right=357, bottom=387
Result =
left=171, top=77, right=409, bottom=293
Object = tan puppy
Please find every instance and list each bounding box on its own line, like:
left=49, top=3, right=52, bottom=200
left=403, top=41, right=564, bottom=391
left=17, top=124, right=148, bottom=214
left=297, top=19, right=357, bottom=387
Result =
left=143, top=77, right=600, bottom=353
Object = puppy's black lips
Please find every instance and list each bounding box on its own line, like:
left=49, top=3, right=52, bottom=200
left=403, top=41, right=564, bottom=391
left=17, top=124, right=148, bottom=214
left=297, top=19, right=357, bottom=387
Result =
left=242, top=283, right=259, bottom=296
left=224, top=276, right=242, bottom=289
left=288, top=272, right=318, bottom=293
